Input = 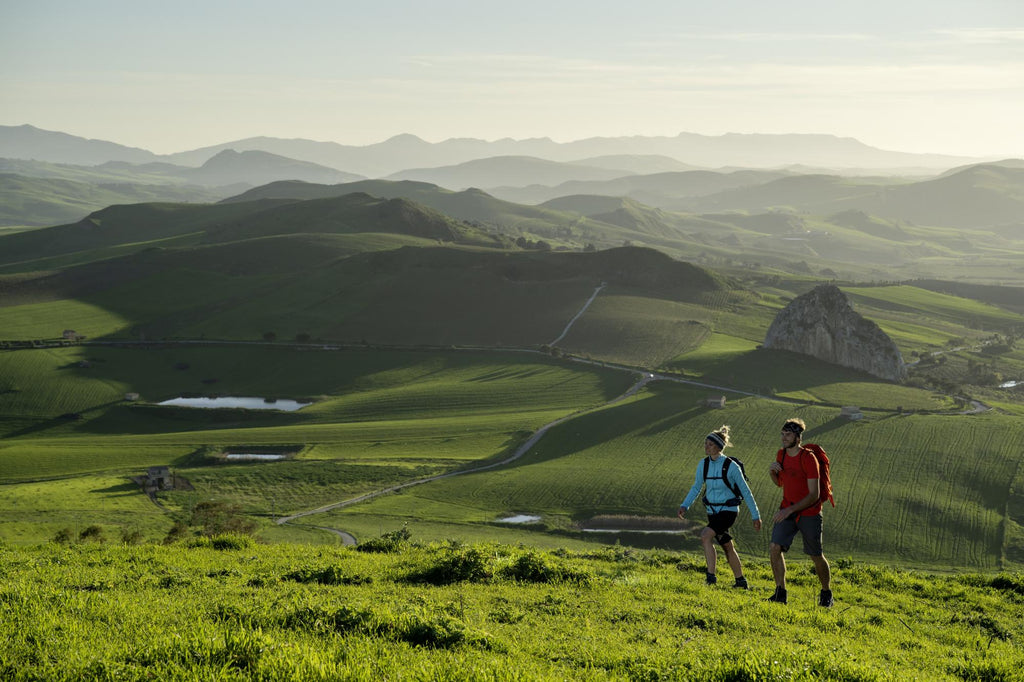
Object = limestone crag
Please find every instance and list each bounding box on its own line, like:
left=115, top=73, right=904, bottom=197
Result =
left=763, top=284, right=907, bottom=382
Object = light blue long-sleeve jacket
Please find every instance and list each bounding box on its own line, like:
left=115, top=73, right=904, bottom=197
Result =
left=681, top=456, right=760, bottom=520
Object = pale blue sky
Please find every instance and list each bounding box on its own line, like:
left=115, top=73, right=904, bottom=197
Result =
left=1, top=0, right=1022, bottom=156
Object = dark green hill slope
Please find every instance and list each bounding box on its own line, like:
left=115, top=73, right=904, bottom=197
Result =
left=0, top=192, right=511, bottom=273
left=223, top=179, right=588, bottom=228
left=221, top=180, right=653, bottom=248
left=201, top=193, right=506, bottom=247
left=0, top=200, right=293, bottom=271
left=0, top=241, right=726, bottom=351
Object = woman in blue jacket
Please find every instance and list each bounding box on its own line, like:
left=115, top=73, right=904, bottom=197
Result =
left=678, top=425, right=762, bottom=588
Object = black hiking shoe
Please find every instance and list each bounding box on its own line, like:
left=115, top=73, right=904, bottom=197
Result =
left=819, top=589, right=834, bottom=608
left=733, top=576, right=749, bottom=590
left=766, top=587, right=788, bottom=604
left=705, top=572, right=717, bottom=585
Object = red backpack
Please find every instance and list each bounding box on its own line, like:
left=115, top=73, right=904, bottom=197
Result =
left=776, top=443, right=834, bottom=507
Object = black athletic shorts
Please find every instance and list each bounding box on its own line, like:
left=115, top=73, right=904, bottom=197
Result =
left=706, top=510, right=738, bottom=546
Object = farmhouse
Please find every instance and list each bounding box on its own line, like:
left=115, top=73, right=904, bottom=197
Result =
left=124, top=392, right=140, bottom=401
left=840, top=405, right=864, bottom=420
left=145, top=466, right=173, bottom=491
left=704, top=395, right=726, bottom=408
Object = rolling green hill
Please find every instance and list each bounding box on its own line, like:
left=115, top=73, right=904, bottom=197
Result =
left=0, top=241, right=727, bottom=350
left=684, top=165, right=1024, bottom=231
left=0, top=192, right=510, bottom=275
left=219, top=176, right=1024, bottom=285
left=489, top=169, right=794, bottom=206
left=0, top=173, right=225, bottom=228
left=222, top=179, right=654, bottom=249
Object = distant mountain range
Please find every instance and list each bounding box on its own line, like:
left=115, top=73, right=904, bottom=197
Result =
left=0, top=124, right=989, bottom=176
left=221, top=161, right=1024, bottom=233
left=0, top=149, right=363, bottom=226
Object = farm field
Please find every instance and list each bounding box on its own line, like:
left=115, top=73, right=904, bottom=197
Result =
left=319, top=381, right=1024, bottom=570
left=1, top=540, right=1022, bottom=681
left=0, top=347, right=634, bottom=544
left=1, top=337, right=1021, bottom=570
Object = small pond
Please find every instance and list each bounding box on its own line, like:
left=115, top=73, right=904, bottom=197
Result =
left=495, top=514, right=542, bottom=524
left=157, top=396, right=311, bottom=411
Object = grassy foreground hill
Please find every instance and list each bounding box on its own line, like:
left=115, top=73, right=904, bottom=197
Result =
left=2, top=540, right=1022, bottom=681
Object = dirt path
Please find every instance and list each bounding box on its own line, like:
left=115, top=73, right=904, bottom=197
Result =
left=549, top=282, right=605, bottom=346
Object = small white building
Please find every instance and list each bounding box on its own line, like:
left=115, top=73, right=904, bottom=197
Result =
left=124, top=392, right=140, bottom=401
left=705, top=395, right=727, bottom=409
left=840, top=406, right=863, bottom=420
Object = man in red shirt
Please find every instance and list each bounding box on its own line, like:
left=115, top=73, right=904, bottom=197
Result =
left=766, top=418, right=833, bottom=607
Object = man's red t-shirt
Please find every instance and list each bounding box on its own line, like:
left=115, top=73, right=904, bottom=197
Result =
left=777, top=448, right=822, bottom=517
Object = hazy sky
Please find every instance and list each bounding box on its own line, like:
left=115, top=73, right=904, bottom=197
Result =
left=2, top=0, right=1022, bottom=156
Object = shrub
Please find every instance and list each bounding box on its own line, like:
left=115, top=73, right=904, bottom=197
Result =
left=355, top=525, right=411, bottom=554
left=209, top=534, right=254, bottom=550
left=500, top=551, right=593, bottom=585
left=52, top=528, right=74, bottom=545
left=190, top=501, right=256, bottom=536
left=78, top=525, right=105, bottom=543
left=407, top=547, right=493, bottom=585
left=398, top=612, right=470, bottom=648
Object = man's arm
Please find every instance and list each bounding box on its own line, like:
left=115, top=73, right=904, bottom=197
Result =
left=771, top=479, right=819, bottom=523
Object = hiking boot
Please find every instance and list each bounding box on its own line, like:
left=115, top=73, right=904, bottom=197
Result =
left=766, top=586, right=788, bottom=604
left=819, top=589, right=834, bottom=608
left=732, top=576, right=749, bottom=590
left=705, top=572, right=717, bottom=585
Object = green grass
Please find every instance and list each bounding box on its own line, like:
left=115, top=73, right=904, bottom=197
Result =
left=0, top=299, right=134, bottom=339
left=0, top=474, right=169, bottom=545
left=1, top=541, right=1021, bottom=680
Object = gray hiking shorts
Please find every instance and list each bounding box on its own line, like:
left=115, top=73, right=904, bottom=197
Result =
left=771, top=514, right=824, bottom=556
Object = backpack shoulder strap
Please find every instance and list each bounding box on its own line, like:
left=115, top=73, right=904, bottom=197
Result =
left=702, top=456, right=710, bottom=482
left=721, top=457, right=742, bottom=498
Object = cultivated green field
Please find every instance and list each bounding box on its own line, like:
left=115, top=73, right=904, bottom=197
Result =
left=0, top=347, right=634, bottom=544
left=1, top=333, right=1021, bottom=570
left=318, top=380, right=1024, bottom=569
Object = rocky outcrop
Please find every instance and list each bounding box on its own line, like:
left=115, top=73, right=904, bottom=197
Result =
left=764, top=284, right=906, bottom=382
